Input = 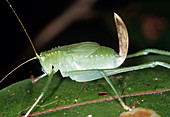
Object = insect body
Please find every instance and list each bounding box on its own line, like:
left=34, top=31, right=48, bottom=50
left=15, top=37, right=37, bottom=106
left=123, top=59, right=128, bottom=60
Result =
left=40, top=42, right=124, bottom=82
left=38, top=12, right=129, bottom=84
left=2, top=0, right=170, bottom=117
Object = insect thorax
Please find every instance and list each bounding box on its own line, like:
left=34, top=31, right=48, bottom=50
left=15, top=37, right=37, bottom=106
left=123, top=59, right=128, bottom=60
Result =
left=39, top=46, right=66, bottom=74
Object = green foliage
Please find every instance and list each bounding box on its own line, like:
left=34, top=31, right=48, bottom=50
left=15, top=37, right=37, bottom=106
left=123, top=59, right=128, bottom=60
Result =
left=0, top=55, right=170, bottom=117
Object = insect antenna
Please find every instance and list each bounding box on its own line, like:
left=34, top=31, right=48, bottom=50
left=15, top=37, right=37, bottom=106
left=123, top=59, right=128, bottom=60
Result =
left=6, top=0, right=39, bottom=58
left=1, top=1, right=40, bottom=83
left=0, top=57, right=37, bottom=83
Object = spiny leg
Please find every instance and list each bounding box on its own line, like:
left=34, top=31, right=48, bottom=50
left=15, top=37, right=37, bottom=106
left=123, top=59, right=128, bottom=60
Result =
left=32, top=73, right=48, bottom=83
left=101, top=61, right=170, bottom=111
left=99, top=70, right=132, bottom=111
left=105, top=61, right=170, bottom=76
left=25, top=70, right=55, bottom=117
left=127, top=49, right=170, bottom=59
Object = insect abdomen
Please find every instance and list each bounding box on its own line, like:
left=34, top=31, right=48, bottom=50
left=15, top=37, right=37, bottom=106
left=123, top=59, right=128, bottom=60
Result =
left=60, top=46, right=121, bottom=81
left=59, top=46, right=120, bottom=74
left=79, top=46, right=120, bottom=69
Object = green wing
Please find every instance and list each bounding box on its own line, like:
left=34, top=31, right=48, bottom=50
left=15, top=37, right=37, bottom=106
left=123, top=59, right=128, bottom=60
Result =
left=67, top=42, right=100, bottom=59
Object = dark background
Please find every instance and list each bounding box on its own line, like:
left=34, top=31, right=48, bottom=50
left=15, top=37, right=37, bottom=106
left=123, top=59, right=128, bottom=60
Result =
left=0, top=0, right=170, bottom=89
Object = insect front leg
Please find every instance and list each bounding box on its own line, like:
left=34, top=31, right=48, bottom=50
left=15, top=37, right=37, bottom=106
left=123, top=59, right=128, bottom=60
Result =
left=24, top=70, right=55, bottom=117
left=99, top=70, right=132, bottom=111
left=31, top=73, right=48, bottom=83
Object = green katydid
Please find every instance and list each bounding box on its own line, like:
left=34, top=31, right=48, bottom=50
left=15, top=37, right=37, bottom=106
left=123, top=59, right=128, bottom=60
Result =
left=2, top=0, right=170, bottom=116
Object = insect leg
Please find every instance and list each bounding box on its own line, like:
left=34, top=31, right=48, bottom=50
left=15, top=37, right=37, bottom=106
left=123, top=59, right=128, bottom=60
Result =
left=127, top=49, right=170, bottom=59
left=32, top=73, right=48, bottom=83
left=25, top=70, right=55, bottom=117
left=105, top=61, right=170, bottom=76
left=99, top=70, right=132, bottom=111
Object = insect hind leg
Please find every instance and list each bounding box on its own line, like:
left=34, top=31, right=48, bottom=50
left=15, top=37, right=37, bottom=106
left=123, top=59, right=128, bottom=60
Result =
left=32, top=73, right=47, bottom=83
left=99, top=70, right=131, bottom=111
left=105, top=61, right=170, bottom=77
left=127, top=48, right=170, bottom=59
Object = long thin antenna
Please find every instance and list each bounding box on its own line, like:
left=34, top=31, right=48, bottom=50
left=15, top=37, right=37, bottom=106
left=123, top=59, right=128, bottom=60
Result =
left=0, top=57, right=37, bottom=83
left=6, top=0, right=39, bottom=58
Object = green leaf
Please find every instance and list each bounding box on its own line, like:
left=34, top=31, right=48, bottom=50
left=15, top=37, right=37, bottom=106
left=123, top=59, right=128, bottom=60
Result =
left=0, top=55, right=170, bottom=117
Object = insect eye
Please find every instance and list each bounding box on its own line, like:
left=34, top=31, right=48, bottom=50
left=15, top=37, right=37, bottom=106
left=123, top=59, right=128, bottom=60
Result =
left=40, top=55, right=46, bottom=61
